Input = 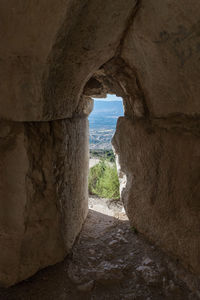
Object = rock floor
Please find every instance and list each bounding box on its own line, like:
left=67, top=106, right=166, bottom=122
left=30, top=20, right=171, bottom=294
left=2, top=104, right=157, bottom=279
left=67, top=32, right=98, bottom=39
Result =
left=0, top=196, right=199, bottom=300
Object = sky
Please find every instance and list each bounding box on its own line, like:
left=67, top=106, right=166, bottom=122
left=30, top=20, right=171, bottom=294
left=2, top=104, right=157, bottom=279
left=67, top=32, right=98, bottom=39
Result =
left=90, top=94, right=124, bottom=116
left=93, top=94, right=122, bottom=102
left=89, top=94, right=124, bottom=130
left=89, top=95, right=123, bottom=149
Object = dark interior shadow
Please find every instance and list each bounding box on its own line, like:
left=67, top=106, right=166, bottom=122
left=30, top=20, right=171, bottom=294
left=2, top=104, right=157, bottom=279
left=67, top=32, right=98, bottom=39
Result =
left=0, top=209, right=129, bottom=300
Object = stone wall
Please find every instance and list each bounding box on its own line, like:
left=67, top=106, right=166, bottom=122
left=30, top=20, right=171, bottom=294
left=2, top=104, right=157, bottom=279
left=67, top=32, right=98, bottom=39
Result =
left=0, top=0, right=200, bottom=287
left=112, top=0, right=200, bottom=276
left=112, top=117, right=200, bottom=275
left=0, top=117, right=89, bottom=287
left=0, top=0, right=137, bottom=121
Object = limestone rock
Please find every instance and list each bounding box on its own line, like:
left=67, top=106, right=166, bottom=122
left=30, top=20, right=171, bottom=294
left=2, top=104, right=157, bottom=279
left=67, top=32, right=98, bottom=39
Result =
left=142, top=258, right=154, bottom=266
left=112, top=117, right=200, bottom=276
left=122, top=0, right=200, bottom=117
left=0, top=0, right=200, bottom=289
left=136, top=265, right=160, bottom=286
left=0, top=117, right=89, bottom=287
left=0, top=0, right=137, bottom=121
left=77, top=280, right=94, bottom=292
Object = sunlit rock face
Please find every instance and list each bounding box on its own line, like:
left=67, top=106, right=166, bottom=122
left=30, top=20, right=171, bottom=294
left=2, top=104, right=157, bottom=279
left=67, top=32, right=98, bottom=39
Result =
left=0, top=0, right=200, bottom=287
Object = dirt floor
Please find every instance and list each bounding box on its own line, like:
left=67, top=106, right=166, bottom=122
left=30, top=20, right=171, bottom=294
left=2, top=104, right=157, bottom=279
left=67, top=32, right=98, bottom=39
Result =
left=0, top=196, right=199, bottom=300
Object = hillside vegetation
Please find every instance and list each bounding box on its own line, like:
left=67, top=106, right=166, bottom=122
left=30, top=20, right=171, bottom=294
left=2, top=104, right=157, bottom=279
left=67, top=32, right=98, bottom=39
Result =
left=90, top=149, right=115, bottom=162
left=88, top=155, right=120, bottom=199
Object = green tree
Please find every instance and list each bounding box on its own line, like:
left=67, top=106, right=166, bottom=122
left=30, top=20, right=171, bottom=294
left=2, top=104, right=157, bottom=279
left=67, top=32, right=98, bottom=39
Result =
left=88, top=160, right=120, bottom=199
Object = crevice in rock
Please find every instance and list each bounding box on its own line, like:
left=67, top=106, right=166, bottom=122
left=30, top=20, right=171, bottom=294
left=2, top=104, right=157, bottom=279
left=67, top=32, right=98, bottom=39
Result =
left=115, top=0, right=141, bottom=57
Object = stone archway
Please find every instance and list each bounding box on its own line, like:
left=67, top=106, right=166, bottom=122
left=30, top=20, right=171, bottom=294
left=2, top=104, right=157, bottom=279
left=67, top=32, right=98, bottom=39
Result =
left=0, top=0, right=200, bottom=288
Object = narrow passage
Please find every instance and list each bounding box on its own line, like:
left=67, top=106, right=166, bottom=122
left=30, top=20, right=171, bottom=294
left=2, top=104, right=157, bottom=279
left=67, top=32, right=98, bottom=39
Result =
left=0, top=96, right=197, bottom=300
left=0, top=201, right=196, bottom=299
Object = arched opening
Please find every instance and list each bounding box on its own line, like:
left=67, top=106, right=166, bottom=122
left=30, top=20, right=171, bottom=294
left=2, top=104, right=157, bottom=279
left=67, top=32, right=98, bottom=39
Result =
left=80, top=57, right=145, bottom=222
left=88, top=94, right=128, bottom=220
left=0, top=1, right=199, bottom=296
left=0, top=67, right=198, bottom=300
left=0, top=50, right=198, bottom=300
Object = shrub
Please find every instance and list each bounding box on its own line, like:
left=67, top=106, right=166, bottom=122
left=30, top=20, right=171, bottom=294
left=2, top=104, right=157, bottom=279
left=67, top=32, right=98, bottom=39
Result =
left=88, top=160, right=120, bottom=199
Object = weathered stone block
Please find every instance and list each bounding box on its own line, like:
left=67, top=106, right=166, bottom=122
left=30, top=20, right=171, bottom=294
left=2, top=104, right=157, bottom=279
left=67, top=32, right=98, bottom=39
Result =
left=113, top=117, right=200, bottom=275
left=0, top=117, right=88, bottom=287
left=0, top=0, right=137, bottom=121
left=122, top=0, right=200, bottom=117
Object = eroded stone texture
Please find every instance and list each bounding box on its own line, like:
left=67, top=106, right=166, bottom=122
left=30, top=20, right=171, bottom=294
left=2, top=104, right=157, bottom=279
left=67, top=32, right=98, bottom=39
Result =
left=0, top=0, right=137, bottom=121
left=0, top=122, right=29, bottom=286
left=51, top=118, right=89, bottom=252
left=1, top=0, right=200, bottom=289
left=121, top=0, right=200, bottom=117
left=112, top=117, right=200, bottom=275
left=43, top=0, right=138, bottom=120
left=83, top=57, right=148, bottom=120
left=0, top=117, right=88, bottom=287
left=0, top=0, right=72, bottom=121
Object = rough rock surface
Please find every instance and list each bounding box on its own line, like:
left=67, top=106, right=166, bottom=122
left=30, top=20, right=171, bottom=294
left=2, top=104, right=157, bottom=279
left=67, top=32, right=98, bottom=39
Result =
left=112, top=117, right=200, bottom=276
left=0, top=0, right=200, bottom=289
left=0, top=0, right=71, bottom=121
left=0, top=0, right=137, bottom=121
left=0, top=117, right=89, bottom=287
left=0, top=197, right=199, bottom=299
left=122, top=0, right=200, bottom=117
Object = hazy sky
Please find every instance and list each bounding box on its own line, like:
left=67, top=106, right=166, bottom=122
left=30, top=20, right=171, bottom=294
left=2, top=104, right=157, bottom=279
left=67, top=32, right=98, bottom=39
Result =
left=93, top=94, right=122, bottom=102
left=89, top=94, right=124, bottom=131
